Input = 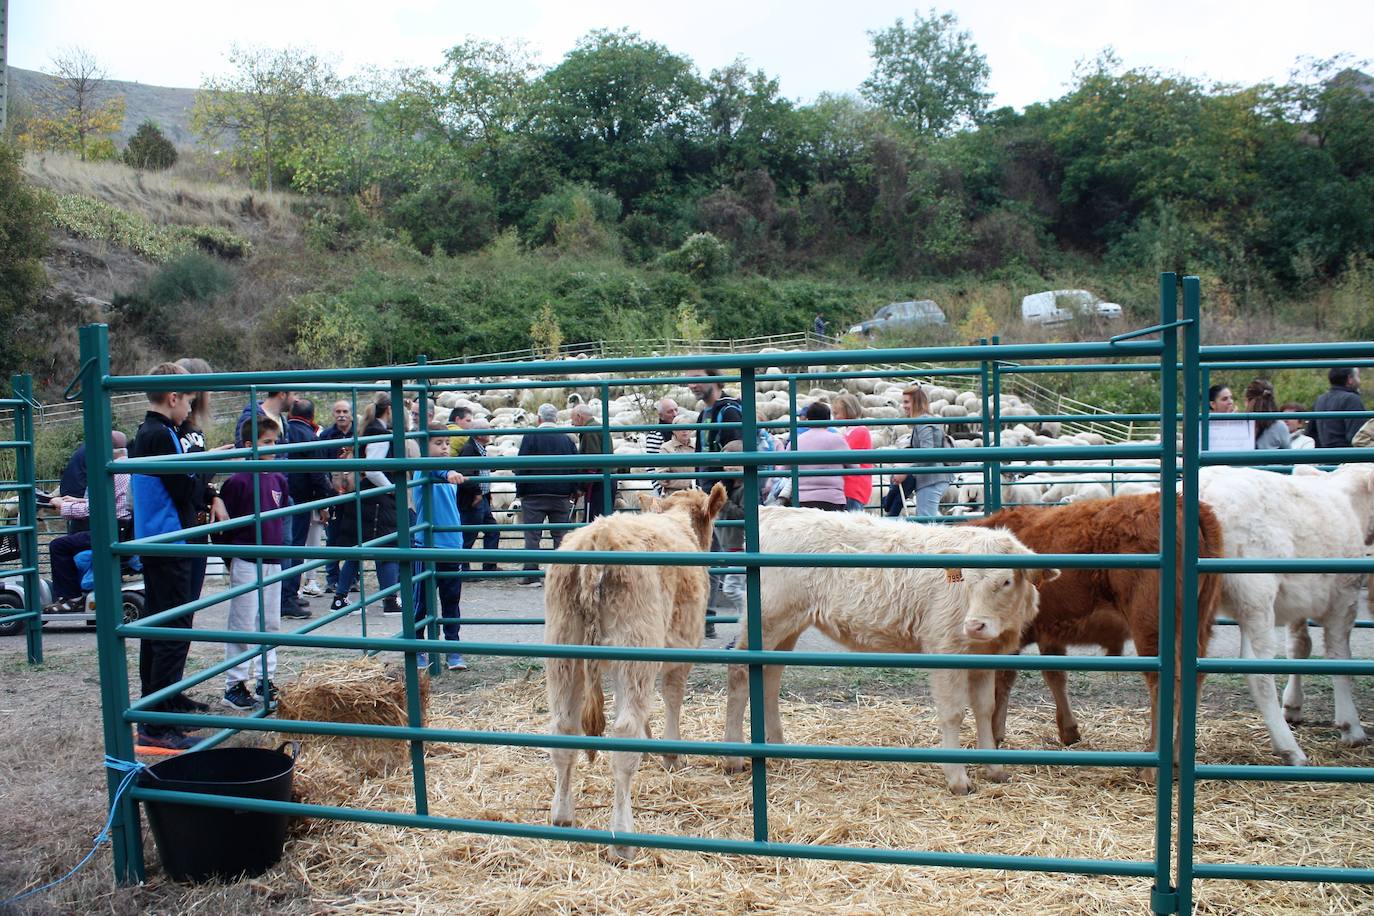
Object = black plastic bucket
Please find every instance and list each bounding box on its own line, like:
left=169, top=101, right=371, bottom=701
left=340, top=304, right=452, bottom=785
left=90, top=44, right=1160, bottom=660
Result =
left=139, top=743, right=296, bottom=883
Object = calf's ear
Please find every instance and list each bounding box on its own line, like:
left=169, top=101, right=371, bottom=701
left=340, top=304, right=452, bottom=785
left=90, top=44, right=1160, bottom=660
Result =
left=706, top=482, right=728, bottom=518
left=1025, top=567, right=1060, bottom=587
left=639, top=493, right=663, bottom=513
left=931, top=547, right=963, bottom=582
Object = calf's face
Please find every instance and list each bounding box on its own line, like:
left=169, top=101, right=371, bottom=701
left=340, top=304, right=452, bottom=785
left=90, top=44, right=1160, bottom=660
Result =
left=946, top=541, right=1058, bottom=645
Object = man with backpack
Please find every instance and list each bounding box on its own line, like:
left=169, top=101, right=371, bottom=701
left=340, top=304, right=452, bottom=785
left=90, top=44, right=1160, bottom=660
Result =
left=686, top=368, right=743, bottom=638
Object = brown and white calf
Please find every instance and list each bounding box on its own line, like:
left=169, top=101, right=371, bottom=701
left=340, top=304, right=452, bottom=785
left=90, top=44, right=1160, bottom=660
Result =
left=544, top=483, right=727, bottom=860
left=968, top=494, right=1223, bottom=758
left=722, top=507, right=1057, bottom=794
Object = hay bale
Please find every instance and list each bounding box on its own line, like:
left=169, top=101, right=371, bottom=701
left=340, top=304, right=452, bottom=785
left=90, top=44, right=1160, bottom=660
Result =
left=276, top=658, right=432, bottom=805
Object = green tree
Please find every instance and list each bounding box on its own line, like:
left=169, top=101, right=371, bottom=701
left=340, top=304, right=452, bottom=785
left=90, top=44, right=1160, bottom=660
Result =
left=22, top=47, right=127, bottom=160
left=123, top=120, right=178, bottom=170
left=193, top=45, right=343, bottom=192
left=0, top=142, right=50, bottom=375
left=702, top=58, right=805, bottom=186
left=535, top=29, right=705, bottom=205
left=432, top=38, right=540, bottom=151
left=860, top=9, right=991, bottom=136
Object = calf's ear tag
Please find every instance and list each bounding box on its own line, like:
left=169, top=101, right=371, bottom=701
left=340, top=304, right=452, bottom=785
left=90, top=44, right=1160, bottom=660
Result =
left=944, top=569, right=963, bottom=583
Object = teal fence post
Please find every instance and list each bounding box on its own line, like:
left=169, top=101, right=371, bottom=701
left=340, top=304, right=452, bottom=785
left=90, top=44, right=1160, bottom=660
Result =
left=1175, top=277, right=1204, bottom=913
left=393, top=377, right=430, bottom=815
left=82, top=324, right=146, bottom=883
left=1151, top=273, right=1180, bottom=915
left=417, top=356, right=440, bottom=673
left=977, top=338, right=992, bottom=513
left=738, top=366, right=768, bottom=841
left=12, top=373, right=42, bottom=664
left=599, top=381, right=614, bottom=518
left=988, top=337, right=1002, bottom=514
left=787, top=376, right=799, bottom=503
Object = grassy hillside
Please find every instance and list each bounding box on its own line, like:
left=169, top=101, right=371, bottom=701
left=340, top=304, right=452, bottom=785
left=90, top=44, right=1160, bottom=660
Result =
left=13, top=152, right=1364, bottom=410
left=9, top=66, right=201, bottom=147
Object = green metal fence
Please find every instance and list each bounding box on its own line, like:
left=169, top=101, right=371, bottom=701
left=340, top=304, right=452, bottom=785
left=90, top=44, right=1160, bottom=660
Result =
left=71, top=273, right=1374, bottom=913
left=0, top=373, right=43, bottom=664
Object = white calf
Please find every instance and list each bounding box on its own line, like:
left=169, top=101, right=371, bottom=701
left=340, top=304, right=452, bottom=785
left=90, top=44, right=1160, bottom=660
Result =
left=1200, top=465, right=1374, bottom=764
left=722, top=508, right=1057, bottom=794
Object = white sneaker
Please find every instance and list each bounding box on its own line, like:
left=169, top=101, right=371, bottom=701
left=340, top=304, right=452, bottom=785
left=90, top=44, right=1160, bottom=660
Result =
left=301, top=581, right=325, bottom=597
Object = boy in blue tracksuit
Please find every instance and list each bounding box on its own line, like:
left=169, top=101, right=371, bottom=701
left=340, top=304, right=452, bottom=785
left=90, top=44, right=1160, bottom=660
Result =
left=129, top=362, right=199, bottom=751
left=412, top=426, right=467, bottom=670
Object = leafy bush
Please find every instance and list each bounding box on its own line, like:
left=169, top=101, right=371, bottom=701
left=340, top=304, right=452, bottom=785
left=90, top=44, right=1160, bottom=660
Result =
left=123, top=120, right=178, bottom=171
left=386, top=180, right=498, bottom=256
left=522, top=183, right=622, bottom=250
left=658, top=232, right=729, bottom=279
left=111, top=252, right=236, bottom=348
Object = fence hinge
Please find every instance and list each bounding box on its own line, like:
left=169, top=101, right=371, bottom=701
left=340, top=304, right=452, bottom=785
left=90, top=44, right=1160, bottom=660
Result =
left=1150, top=887, right=1180, bottom=914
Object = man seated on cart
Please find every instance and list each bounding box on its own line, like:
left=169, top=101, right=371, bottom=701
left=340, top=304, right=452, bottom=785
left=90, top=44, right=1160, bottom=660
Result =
left=45, top=436, right=134, bottom=612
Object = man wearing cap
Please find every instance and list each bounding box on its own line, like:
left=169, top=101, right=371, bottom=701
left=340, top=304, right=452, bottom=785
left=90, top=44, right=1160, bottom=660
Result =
left=457, top=419, right=502, bottom=572
left=514, top=404, right=578, bottom=586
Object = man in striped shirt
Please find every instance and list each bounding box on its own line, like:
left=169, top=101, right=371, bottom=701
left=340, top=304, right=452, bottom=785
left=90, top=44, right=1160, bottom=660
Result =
left=45, top=445, right=133, bottom=612
left=642, top=398, right=679, bottom=455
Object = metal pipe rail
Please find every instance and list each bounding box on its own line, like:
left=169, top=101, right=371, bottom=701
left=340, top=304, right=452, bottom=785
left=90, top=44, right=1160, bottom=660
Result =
left=67, top=285, right=1374, bottom=912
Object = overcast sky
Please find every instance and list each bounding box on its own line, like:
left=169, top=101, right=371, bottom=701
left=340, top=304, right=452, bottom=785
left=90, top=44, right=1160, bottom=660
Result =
left=9, top=0, right=1371, bottom=109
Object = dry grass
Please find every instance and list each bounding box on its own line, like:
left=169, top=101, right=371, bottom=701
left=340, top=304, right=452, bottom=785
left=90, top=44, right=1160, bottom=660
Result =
left=227, top=674, right=1374, bottom=915
left=22, top=151, right=301, bottom=244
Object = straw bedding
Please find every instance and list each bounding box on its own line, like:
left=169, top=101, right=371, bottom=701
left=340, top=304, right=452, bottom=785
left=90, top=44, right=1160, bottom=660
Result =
left=263, top=663, right=1372, bottom=914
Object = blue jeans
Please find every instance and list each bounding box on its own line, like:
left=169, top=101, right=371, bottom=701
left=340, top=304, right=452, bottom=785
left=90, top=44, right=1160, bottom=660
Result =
left=412, top=560, right=461, bottom=643
left=280, top=507, right=313, bottom=603
left=914, top=482, right=948, bottom=519
left=334, top=559, right=399, bottom=601
left=845, top=497, right=867, bottom=512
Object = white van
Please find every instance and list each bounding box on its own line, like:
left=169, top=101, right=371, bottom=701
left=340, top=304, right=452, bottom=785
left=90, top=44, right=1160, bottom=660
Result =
left=1021, top=290, right=1124, bottom=326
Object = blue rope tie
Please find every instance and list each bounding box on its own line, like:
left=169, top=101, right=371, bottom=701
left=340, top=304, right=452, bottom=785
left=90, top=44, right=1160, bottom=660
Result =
left=1, top=756, right=149, bottom=906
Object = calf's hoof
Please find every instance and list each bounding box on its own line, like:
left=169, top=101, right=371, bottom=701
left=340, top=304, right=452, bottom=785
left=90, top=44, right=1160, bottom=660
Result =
left=723, top=757, right=749, bottom=775
left=1338, top=726, right=1369, bottom=747
left=661, top=754, right=682, bottom=772
left=1058, top=724, right=1082, bottom=746
left=983, top=765, right=1010, bottom=784
left=946, top=773, right=974, bottom=796
left=1283, top=706, right=1304, bottom=725
left=551, top=816, right=575, bottom=828
left=608, top=844, right=638, bottom=863
left=1279, top=749, right=1309, bottom=767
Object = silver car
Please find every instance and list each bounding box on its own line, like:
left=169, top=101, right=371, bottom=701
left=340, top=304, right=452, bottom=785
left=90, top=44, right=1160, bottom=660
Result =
left=848, top=299, right=948, bottom=337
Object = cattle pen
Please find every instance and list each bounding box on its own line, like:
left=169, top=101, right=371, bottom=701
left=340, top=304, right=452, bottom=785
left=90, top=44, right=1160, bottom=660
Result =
left=6, top=273, right=1374, bottom=913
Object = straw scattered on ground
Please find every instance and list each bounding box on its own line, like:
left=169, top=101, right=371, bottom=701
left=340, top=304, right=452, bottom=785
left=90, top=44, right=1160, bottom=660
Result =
left=246, top=670, right=1371, bottom=915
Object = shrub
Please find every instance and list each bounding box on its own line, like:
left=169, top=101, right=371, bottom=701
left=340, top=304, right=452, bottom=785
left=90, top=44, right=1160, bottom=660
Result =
left=531, top=302, right=565, bottom=359
left=658, top=232, right=729, bottom=279
left=111, top=252, right=235, bottom=343
left=123, top=120, right=178, bottom=171
left=386, top=180, right=498, bottom=256
left=522, top=183, right=622, bottom=250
